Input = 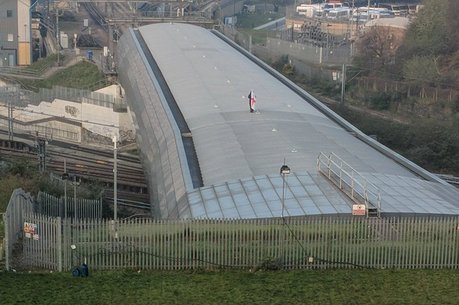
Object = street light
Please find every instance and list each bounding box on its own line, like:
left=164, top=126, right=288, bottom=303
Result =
left=62, top=159, right=69, bottom=219
left=280, top=163, right=290, bottom=264
left=71, top=176, right=81, bottom=221
left=113, top=136, right=118, bottom=221
left=280, top=164, right=290, bottom=218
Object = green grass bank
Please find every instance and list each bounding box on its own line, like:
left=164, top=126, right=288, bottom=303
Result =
left=0, top=269, right=457, bottom=305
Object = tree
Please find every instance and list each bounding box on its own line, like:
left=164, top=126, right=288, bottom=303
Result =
left=398, top=0, right=458, bottom=59
left=402, top=55, right=442, bottom=86
left=445, top=0, right=459, bottom=51
left=354, top=26, right=402, bottom=75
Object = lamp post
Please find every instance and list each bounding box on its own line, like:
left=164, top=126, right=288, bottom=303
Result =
left=280, top=163, right=290, bottom=264
left=62, top=158, right=69, bottom=219
left=54, top=4, right=64, bottom=66
left=280, top=164, right=290, bottom=218
left=113, top=136, right=118, bottom=221
left=71, top=176, right=81, bottom=221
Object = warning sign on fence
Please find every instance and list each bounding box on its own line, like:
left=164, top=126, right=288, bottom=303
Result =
left=352, top=204, right=366, bottom=216
left=24, top=222, right=39, bottom=240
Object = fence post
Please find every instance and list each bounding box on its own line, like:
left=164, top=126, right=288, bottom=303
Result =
left=57, top=217, right=62, bottom=272
left=4, top=213, right=9, bottom=270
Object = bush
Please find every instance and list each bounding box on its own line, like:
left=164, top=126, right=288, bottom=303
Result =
left=256, top=256, right=283, bottom=271
left=282, top=63, right=294, bottom=76
left=272, top=55, right=289, bottom=71
left=363, top=91, right=403, bottom=111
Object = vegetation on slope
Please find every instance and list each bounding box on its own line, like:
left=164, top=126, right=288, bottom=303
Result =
left=0, top=269, right=458, bottom=305
left=18, top=60, right=108, bottom=91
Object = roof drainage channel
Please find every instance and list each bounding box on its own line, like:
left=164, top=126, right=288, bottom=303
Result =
left=134, top=29, right=203, bottom=189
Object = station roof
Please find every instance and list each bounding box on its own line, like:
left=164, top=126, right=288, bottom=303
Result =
left=134, top=23, right=459, bottom=218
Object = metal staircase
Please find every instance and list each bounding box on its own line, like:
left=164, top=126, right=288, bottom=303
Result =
left=317, top=152, right=381, bottom=218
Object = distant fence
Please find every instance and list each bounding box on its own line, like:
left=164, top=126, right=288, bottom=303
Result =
left=357, top=77, right=459, bottom=103
left=0, top=85, right=123, bottom=109
left=219, top=26, right=350, bottom=66
left=218, top=26, right=348, bottom=82
left=36, top=192, right=102, bottom=220
left=263, top=38, right=351, bottom=66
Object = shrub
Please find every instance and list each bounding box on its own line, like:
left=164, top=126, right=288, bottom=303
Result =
left=364, top=91, right=398, bottom=110
left=282, top=63, right=294, bottom=76
left=256, top=256, right=283, bottom=271
left=272, top=55, right=289, bottom=71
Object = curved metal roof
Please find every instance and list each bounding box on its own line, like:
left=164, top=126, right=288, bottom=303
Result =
left=138, top=23, right=416, bottom=186
left=117, top=23, right=459, bottom=219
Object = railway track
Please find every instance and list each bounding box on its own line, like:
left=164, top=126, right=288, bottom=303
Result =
left=0, top=138, right=150, bottom=209
left=82, top=2, right=108, bottom=30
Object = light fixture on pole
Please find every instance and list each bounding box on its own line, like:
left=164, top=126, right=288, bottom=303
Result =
left=112, top=136, right=118, bottom=222
left=71, top=176, right=81, bottom=221
left=280, top=164, right=290, bottom=218
left=279, top=163, right=290, bottom=264
left=62, top=158, right=69, bottom=219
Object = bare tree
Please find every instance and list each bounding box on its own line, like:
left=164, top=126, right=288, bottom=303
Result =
left=356, top=26, right=403, bottom=74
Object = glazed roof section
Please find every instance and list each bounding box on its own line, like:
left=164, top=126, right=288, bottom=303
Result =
left=187, top=173, right=459, bottom=219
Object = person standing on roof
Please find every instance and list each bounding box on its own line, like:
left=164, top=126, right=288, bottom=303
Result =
left=248, top=89, right=256, bottom=113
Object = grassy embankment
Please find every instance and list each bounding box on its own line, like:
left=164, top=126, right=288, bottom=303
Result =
left=17, top=57, right=108, bottom=91
left=0, top=269, right=458, bottom=305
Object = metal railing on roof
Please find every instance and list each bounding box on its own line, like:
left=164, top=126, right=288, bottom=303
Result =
left=317, top=152, right=381, bottom=217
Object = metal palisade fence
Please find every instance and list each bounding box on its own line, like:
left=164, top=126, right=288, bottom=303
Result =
left=9, top=213, right=459, bottom=271
left=36, top=192, right=102, bottom=220
left=3, top=189, right=101, bottom=271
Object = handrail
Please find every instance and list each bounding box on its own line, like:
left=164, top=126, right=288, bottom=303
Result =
left=317, top=152, right=381, bottom=216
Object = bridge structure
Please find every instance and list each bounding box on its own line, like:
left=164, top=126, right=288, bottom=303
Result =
left=116, top=23, right=459, bottom=219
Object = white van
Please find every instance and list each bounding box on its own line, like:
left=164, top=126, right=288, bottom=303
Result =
left=327, top=8, right=351, bottom=20
left=296, top=4, right=321, bottom=18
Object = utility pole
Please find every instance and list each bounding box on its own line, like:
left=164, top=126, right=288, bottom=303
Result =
left=7, top=92, right=13, bottom=142
left=56, top=6, right=60, bottom=66
left=62, top=159, right=69, bottom=219
left=2, top=86, right=17, bottom=142
left=55, top=3, right=63, bottom=66
left=37, top=138, right=47, bottom=172
left=341, top=64, right=346, bottom=104
left=113, top=136, right=118, bottom=221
